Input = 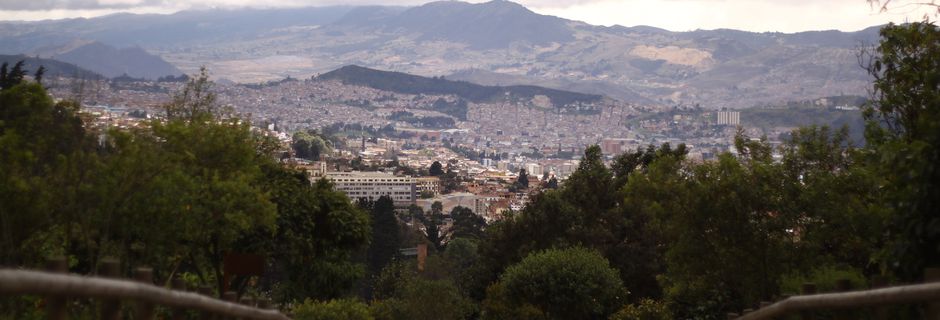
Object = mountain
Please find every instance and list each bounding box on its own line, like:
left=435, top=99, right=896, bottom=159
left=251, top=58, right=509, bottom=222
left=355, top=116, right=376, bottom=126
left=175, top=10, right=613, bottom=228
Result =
left=382, top=0, right=574, bottom=49
left=0, top=54, right=104, bottom=79
left=318, top=65, right=603, bottom=107
left=0, top=0, right=883, bottom=107
left=52, top=42, right=182, bottom=79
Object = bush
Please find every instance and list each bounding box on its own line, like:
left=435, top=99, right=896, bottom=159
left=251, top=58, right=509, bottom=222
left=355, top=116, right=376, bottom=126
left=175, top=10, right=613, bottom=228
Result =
left=489, top=247, right=626, bottom=319
left=779, top=265, right=866, bottom=295
left=293, top=299, right=373, bottom=320
left=609, top=299, right=671, bottom=320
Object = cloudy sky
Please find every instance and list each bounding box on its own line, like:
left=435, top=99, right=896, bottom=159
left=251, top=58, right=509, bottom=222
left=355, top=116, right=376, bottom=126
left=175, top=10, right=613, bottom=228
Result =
left=0, top=0, right=935, bottom=32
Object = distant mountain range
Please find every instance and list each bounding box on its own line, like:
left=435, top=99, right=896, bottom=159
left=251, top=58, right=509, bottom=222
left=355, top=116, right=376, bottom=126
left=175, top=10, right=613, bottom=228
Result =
left=0, top=0, right=882, bottom=107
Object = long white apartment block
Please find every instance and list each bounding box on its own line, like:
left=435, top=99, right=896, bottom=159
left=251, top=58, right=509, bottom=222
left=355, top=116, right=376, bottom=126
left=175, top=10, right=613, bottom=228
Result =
left=325, top=171, right=417, bottom=206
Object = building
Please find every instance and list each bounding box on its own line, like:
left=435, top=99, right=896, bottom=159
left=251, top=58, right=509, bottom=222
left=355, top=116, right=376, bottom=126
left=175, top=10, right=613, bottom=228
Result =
left=600, top=138, right=638, bottom=156
left=325, top=171, right=416, bottom=206
left=303, top=161, right=329, bottom=179
left=416, top=176, right=442, bottom=197
left=525, top=163, right=543, bottom=177
left=717, top=111, right=741, bottom=126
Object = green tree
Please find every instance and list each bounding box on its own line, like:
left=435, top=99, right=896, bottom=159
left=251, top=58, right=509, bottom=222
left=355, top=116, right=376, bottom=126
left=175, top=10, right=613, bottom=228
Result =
left=450, top=206, right=486, bottom=240
left=164, top=67, right=227, bottom=121
left=515, top=169, right=529, bottom=189
left=367, top=196, right=401, bottom=286
left=248, top=167, right=369, bottom=302
left=864, top=22, right=940, bottom=280
left=610, top=143, right=687, bottom=189
left=429, top=161, right=444, bottom=176
left=486, top=247, right=626, bottom=319
left=421, top=201, right=445, bottom=251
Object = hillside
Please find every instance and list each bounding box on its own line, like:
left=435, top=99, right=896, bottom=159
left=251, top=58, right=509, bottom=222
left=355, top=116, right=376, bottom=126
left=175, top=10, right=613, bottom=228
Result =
left=0, top=0, right=882, bottom=107
left=0, top=54, right=103, bottom=80
left=53, top=42, right=182, bottom=79
left=317, top=65, right=604, bottom=107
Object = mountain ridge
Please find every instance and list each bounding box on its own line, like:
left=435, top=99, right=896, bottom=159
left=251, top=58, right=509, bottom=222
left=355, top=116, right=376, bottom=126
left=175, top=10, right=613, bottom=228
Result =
left=0, top=0, right=882, bottom=108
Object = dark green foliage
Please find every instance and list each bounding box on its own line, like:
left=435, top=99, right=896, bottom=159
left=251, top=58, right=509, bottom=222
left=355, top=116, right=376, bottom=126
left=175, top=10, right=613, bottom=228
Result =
left=387, top=110, right=456, bottom=128
left=489, top=247, right=626, bottom=319
left=367, top=196, right=401, bottom=283
left=420, top=201, right=445, bottom=251
left=864, top=22, right=940, bottom=281
left=609, top=299, right=672, bottom=320
left=33, top=66, right=45, bottom=85
left=514, top=168, right=529, bottom=189
left=449, top=206, right=486, bottom=240
left=429, top=161, right=444, bottom=176
left=610, top=143, right=687, bottom=188
left=292, top=130, right=330, bottom=160
left=372, top=259, right=475, bottom=320
left=293, top=299, right=374, bottom=320
left=0, top=61, right=27, bottom=90
left=251, top=168, right=370, bottom=302
left=0, top=71, right=371, bottom=316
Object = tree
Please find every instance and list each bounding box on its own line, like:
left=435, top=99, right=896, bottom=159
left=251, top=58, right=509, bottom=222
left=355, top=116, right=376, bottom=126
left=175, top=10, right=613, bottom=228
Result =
left=863, top=21, right=940, bottom=280
left=164, top=67, right=227, bottom=121
left=0, top=61, right=27, bottom=90
left=515, top=169, right=529, bottom=189
left=368, top=196, right=402, bottom=284
left=610, top=143, right=687, bottom=189
left=421, top=201, right=446, bottom=251
left=34, top=66, right=45, bottom=85
left=292, top=130, right=331, bottom=160
left=485, top=247, right=626, bottom=319
left=249, top=167, right=370, bottom=302
left=450, top=206, right=486, bottom=240
left=429, top=161, right=444, bottom=176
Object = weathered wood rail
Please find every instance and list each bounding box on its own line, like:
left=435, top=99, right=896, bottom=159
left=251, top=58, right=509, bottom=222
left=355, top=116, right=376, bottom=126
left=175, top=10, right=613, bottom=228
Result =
left=0, top=258, right=290, bottom=320
left=730, top=268, right=940, bottom=320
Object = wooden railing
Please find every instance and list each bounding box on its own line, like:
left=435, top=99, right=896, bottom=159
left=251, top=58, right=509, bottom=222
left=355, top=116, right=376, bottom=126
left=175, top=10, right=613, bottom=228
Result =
left=0, top=258, right=290, bottom=320
left=730, top=268, right=940, bottom=320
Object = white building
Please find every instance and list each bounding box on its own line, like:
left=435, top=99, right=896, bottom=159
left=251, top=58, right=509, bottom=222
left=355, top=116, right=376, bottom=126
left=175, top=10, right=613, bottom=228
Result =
left=326, top=171, right=416, bottom=206
left=717, top=111, right=741, bottom=126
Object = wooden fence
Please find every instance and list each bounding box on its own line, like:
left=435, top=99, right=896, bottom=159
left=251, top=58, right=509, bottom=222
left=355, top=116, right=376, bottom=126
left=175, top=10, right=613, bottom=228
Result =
left=0, top=257, right=290, bottom=320
left=730, top=268, right=940, bottom=319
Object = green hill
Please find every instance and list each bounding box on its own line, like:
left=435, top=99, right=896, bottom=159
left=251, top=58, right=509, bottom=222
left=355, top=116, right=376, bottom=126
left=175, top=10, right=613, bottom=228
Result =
left=316, top=65, right=604, bottom=112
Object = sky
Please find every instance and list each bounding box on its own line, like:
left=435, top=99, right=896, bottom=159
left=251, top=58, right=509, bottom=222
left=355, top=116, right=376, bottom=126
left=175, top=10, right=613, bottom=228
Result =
left=0, top=0, right=936, bottom=33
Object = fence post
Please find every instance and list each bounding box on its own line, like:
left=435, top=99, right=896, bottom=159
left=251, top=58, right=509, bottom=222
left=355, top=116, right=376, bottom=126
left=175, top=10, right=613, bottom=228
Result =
left=134, top=267, right=155, bottom=320
left=197, top=286, right=215, bottom=320
left=258, top=297, right=272, bottom=309
left=926, top=268, right=940, bottom=320
left=99, top=258, right=121, bottom=320
left=44, top=257, right=67, bottom=320
left=800, top=283, right=817, bottom=320
left=171, top=277, right=187, bottom=320
left=871, top=275, right=888, bottom=320
left=833, top=278, right=853, bottom=320
left=223, top=291, right=237, bottom=320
